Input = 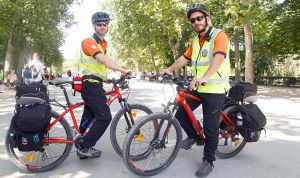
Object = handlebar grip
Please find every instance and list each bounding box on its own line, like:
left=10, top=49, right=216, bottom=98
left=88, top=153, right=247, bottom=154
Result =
left=162, top=73, right=173, bottom=80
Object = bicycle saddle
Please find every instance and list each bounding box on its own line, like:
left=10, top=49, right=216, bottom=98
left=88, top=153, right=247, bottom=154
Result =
left=244, top=95, right=257, bottom=103
left=16, top=96, right=45, bottom=105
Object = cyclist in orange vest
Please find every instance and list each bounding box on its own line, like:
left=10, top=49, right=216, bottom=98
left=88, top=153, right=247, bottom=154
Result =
left=161, top=3, right=230, bottom=177
left=76, top=11, right=131, bottom=159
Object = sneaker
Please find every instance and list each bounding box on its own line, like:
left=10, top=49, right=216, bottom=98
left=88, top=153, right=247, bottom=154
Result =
left=181, top=137, right=202, bottom=150
left=195, top=160, right=213, bottom=177
left=77, top=147, right=102, bottom=159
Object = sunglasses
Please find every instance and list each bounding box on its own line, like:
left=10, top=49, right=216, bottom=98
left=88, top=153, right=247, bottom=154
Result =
left=190, top=16, right=205, bottom=24
left=96, top=23, right=108, bottom=27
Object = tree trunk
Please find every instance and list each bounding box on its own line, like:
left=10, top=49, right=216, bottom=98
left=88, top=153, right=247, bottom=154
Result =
left=234, top=29, right=241, bottom=82
left=132, top=49, right=141, bottom=78
left=147, top=45, right=158, bottom=77
left=3, top=30, right=14, bottom=82
left=16, top=37, right=31, bottom=80
left=167, top=26, right=182, bottom=79
left=244, top=21, right=254, bottom=84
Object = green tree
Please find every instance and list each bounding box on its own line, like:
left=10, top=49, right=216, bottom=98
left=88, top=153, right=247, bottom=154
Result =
left=262, top=0, right=300, bottom=58
left=110, top=0, right=193, bottom=78
left=0, top=0, right=76, bottom=79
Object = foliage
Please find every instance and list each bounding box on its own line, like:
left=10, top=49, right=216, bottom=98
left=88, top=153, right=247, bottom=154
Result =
left=0, top=0, right=77, bottom=72
left=1, top=0, right=298, bottom=80
left=109, top=0, right=194, bottom=74
left=266, top=0, right=300, bottom=58
left=107, top=0, right=300, bottom=78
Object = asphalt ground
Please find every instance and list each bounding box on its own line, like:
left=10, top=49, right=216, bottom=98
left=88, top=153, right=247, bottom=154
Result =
left=0, top=80, right=299, bottom=178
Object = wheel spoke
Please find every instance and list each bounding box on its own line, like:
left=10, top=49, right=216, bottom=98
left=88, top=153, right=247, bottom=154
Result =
left=123, top=113, right=182, bottom=176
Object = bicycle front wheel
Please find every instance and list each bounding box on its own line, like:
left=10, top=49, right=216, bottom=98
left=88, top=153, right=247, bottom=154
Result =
left=123, top=112, right=182, bottom=177
left=110, top=104, right=153, bottom=157
left=5, top=110, right=73, bottom=172
left=216, top=105, right=247, bottom=159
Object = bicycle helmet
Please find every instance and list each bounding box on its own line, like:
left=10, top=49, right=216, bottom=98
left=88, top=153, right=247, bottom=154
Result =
left=186, top=3, right=210, bottom=19
left=91, top=11, right=110, bottom=24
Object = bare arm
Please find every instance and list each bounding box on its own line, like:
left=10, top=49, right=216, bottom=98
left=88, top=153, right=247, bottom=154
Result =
left=95, top=53, right=128, bottom=74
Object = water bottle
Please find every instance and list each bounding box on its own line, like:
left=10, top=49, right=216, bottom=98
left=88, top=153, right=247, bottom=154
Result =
left=236, top=112, right=243, bottom=127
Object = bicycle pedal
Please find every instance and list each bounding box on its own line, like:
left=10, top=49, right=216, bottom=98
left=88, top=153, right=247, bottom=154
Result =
left=74, top=136, right=83, bottom=149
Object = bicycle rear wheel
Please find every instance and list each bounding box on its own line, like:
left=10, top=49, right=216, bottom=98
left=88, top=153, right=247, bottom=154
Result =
left=216, top=105, right=246, bottom=159
left=5, top=110, right=73, bottom=172
left=123, top=112, right=182, bottom=177
left=110, top=104, right=153, bottom=157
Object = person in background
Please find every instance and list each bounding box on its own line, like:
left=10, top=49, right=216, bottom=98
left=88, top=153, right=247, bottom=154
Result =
left=67, top=69, right=72, bottom=77
left=23, top=65, right=31, bottom=85
left=29, top=52, right=45, bottom=84
left=5, top=70, right=13, bottom=89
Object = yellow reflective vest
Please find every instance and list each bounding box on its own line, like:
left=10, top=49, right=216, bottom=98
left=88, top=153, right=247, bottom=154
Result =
left=191, top=27, right=230, bottom=94
left=80, top=37, right=107, bottom=81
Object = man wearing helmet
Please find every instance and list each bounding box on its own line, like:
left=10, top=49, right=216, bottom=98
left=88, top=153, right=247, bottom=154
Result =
left=160, top=3, right=230, bottom=177
left=77, top=11, right=131, bottom=159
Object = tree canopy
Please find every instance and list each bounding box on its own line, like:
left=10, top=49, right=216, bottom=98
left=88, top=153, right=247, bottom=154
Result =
left=1, top=0, right=299, bottom=80
left=0, top=0, right=76, bottom=76
left=109, top=0, right=300, bottom=79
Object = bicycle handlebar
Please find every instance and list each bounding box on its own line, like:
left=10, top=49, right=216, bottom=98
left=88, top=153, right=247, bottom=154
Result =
left=162, top=73, right=206, bottom=91
left=162, top=73, right=191, bottom=86
left=106, top=75, right=135, bottom=89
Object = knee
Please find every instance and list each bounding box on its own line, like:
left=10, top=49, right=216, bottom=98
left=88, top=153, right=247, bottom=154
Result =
left=96, top=112, right=112, bottom=123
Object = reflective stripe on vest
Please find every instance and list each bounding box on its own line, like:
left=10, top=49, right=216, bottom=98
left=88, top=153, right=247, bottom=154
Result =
left=80, top=37, right=107, bottom=80
left=191, top=27, right=230, bottom=94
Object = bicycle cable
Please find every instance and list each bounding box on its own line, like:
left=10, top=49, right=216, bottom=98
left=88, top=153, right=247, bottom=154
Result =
left=163, top=80, right=176, bottom=105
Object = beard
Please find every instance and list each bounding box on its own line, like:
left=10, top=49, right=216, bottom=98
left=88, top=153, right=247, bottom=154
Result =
left=193, top=21, right=207, bottom=34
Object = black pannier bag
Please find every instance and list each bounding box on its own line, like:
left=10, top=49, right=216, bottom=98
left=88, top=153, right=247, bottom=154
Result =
left=16, top=131, right=44, bottom=151
left=11, top=104, right=51, bottom=151
left=228, top=82, right=257, bottom=102
left=15, top=104, right=51, bottom=132
left=16, top=83, right=48, bottom=101
left=238, top=103, right=267, bottom=142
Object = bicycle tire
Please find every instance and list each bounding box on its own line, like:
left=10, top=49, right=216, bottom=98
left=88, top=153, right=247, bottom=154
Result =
left=123, top=112, right=182, bottom=177
left=216, top=105, right=247, bottom=159
left=5, top=110, right=73, bottom=172
left=110, top=104, right=153, bottom=157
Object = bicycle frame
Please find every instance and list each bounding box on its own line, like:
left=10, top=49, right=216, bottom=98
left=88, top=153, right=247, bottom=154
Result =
left=161, top=90, right=238, bottom=144
left=44, top=80, right=132, bottom=145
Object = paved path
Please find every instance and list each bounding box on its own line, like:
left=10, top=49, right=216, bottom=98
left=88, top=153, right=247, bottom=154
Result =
left=0, top=81, right=299, bottom=178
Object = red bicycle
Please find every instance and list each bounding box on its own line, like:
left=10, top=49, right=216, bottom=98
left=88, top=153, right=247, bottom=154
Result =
left=122, top=74, right=246, bottom=176
left=5, top=76, right=154, bottom=172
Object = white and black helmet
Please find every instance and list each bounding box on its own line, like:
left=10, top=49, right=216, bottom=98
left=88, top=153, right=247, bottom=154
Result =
left=186, top=3, right=210, bottom=19
left=91, top=11, right=110, bottom=24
